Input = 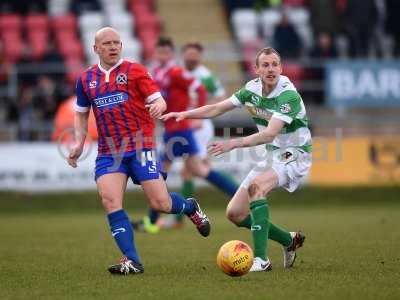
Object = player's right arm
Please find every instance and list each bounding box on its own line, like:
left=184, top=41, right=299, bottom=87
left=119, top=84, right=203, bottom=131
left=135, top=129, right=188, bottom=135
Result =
left=134, top=63, right=165, bottom=119
left=161, top=98, right=235, bottom=122
left=68, top=77, right=91, bottom=168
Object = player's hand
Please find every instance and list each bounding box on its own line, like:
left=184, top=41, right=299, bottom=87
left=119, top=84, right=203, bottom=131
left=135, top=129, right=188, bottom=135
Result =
left=68, top=143, right=84, bottom=168
left=207, top=139, right=240, bottom=156
left=160, top=111, right=187, bottom=122
left=145, top=98, right=167, bottom=119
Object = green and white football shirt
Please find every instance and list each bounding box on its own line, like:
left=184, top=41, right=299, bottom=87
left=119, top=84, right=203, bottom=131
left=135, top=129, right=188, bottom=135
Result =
left=230, top=75, right=312, bottom=153
left=190, top=65, right=225, bottom=99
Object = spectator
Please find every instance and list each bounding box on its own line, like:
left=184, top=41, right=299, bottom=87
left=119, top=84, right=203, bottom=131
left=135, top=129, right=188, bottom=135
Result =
left=12, top=0, right=46, bottom=14
left=40, top=43, right=66, bottom=81
left=344, top=0, right=378, bottom=57
left=33, top=75, right=65, bottom=121
left=385, top=0, right=400, bottom=56
left=18, top=86, right=36, bottom=141
left=371, top=0, right=386, bottom=57
left=310, top=32, right=338, bottom=59
left=272, top=11, right=302, bottom=58
left=309, top=32, right=338, bottom=104
left=70, top=0, right=101, bottom=15
left=309, top=0, right=338, bottom=36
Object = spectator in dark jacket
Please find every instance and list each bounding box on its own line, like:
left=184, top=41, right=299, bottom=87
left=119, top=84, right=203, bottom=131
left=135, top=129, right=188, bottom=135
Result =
left=273, top=12, right=302, bottom=58
left=310, top=32, right=338, bottom=59
left=309, top=0, right=338, bottom=36
left=385, top=0, right=400, bottom=56
left=344, top=0, right=378, bottom=57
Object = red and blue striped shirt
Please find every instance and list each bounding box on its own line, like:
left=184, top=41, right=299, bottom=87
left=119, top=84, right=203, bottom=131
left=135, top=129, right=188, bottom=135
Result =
left=149, top=60, right=207, bottom=133
left=75, top=59, right=161, bottom=156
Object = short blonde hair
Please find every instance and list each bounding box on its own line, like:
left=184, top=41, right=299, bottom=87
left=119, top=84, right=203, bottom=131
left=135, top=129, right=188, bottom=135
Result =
left=255, top=47, right=281, bottom=66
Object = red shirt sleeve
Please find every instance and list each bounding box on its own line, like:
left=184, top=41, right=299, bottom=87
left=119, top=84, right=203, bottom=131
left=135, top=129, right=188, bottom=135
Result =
left=132, top=63, right=161, bottom=103
left=196, top=84, right=207, bottom=107
left=170, top=67, right=195, bottom=89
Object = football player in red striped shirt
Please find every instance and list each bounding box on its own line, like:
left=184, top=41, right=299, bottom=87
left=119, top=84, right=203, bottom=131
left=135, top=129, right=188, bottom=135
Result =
left=67, top=27, right=210, bottom=275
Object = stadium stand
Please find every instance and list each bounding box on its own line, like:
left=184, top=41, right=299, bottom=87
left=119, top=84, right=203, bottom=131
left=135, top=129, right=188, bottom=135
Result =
left=0, top=0, right=398, bottom=140
left=0, top=0, right=161, bottom=140
left=157, top=0, right=243, bottom=94
left=224, top=0, right=397, bottom=103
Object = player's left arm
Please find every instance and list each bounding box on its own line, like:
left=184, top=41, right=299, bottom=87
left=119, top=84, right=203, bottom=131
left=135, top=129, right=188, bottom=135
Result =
left=207, top=117, right=284, bottom=156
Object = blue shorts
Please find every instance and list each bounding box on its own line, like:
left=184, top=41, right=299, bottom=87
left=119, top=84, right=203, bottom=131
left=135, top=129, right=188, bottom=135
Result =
left=95, top=149, right=166, bottom=184
left=162, top=129, right=199, bottom=162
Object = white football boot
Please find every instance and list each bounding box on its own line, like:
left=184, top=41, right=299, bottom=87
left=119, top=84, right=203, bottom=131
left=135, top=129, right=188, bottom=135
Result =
left=283, top=231, right=306, bottom=268
left=249, top=257, right=272, bottom=272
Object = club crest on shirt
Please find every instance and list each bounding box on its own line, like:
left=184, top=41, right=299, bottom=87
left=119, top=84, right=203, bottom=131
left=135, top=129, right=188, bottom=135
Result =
left=89, top=81, right=97, bottom=89
left=116, top=73, right=128, bottom=85
left=280, top=103, right=291, bottom=113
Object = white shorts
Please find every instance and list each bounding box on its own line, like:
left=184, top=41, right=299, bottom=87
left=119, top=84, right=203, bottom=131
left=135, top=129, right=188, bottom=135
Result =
left=240, top=147, right=312, bottom=193
left=194, top=119, right=214, bottom=159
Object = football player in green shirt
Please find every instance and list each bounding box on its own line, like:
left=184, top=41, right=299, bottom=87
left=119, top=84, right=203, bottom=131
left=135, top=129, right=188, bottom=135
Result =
left=161, top=47, right=311, bottom=271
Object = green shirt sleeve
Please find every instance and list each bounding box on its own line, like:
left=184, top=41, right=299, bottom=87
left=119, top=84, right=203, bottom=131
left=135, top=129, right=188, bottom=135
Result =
left=273, top=90, right=302, bottom=123
left=232, top=88, right=252, bottom=106
left=202, top=75, right=225, bottom=97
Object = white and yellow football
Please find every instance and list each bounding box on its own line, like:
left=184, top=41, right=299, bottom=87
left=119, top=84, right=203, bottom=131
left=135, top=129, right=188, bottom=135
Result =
left=216, top=240, right=254, bottom=277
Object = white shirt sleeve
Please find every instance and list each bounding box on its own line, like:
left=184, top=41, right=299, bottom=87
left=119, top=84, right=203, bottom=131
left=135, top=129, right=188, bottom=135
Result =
left=74, top=103, right=90, bottom=112
left=146, top=92, right=162, bottom=103
left=229, top=94, right=243, bottom=107
left=272, top=112, right=293, bottom=124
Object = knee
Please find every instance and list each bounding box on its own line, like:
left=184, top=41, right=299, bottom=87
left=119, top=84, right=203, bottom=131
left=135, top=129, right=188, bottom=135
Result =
left=99, top=191, right=122, bottom=212
left=148, top=195, right=171, bottom=212
left=247, top=178, right=274, bottom=199
left=226, top=206, right=247, bottom=225
left=248, top=181, right=264, bottom=199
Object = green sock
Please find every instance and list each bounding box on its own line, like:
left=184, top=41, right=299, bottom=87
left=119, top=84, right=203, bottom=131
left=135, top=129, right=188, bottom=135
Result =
left=176, top=180, right=195, bottom=222
left=181, top=180, right=194, bottom=198
left=238, top=214, right=292, bottom=247
left=269, top=223, right=292, bottom=247
left=250, top=199, right=270, bottom=260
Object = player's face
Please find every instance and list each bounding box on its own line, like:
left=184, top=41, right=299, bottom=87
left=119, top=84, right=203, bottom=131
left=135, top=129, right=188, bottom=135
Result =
left=155, top=46, right=174, bottom=65
left=183, top=48, right=201, bottom=70
left=255, top=53, right=282, bottom=87
left=94, top=31, right=122, bottom=67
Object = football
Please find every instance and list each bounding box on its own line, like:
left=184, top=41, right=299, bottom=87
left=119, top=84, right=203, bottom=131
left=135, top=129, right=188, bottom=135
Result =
left=216, top=240, right=254, bottom=276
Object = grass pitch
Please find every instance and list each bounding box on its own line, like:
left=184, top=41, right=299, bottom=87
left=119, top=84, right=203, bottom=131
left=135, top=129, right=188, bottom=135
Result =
left=1, top=187, right=399, bottom=300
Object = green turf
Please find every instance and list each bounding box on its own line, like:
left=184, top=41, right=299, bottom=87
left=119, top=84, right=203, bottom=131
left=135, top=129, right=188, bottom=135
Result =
left=1, top=187, right=400, bottom=300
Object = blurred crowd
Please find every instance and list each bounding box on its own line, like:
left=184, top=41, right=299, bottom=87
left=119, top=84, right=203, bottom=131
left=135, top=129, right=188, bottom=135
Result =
left=225, top=0, right=400, bottom=59
left=225, top=0, right=400, bottom=105
left=0, top=0, right=158, bottom=141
